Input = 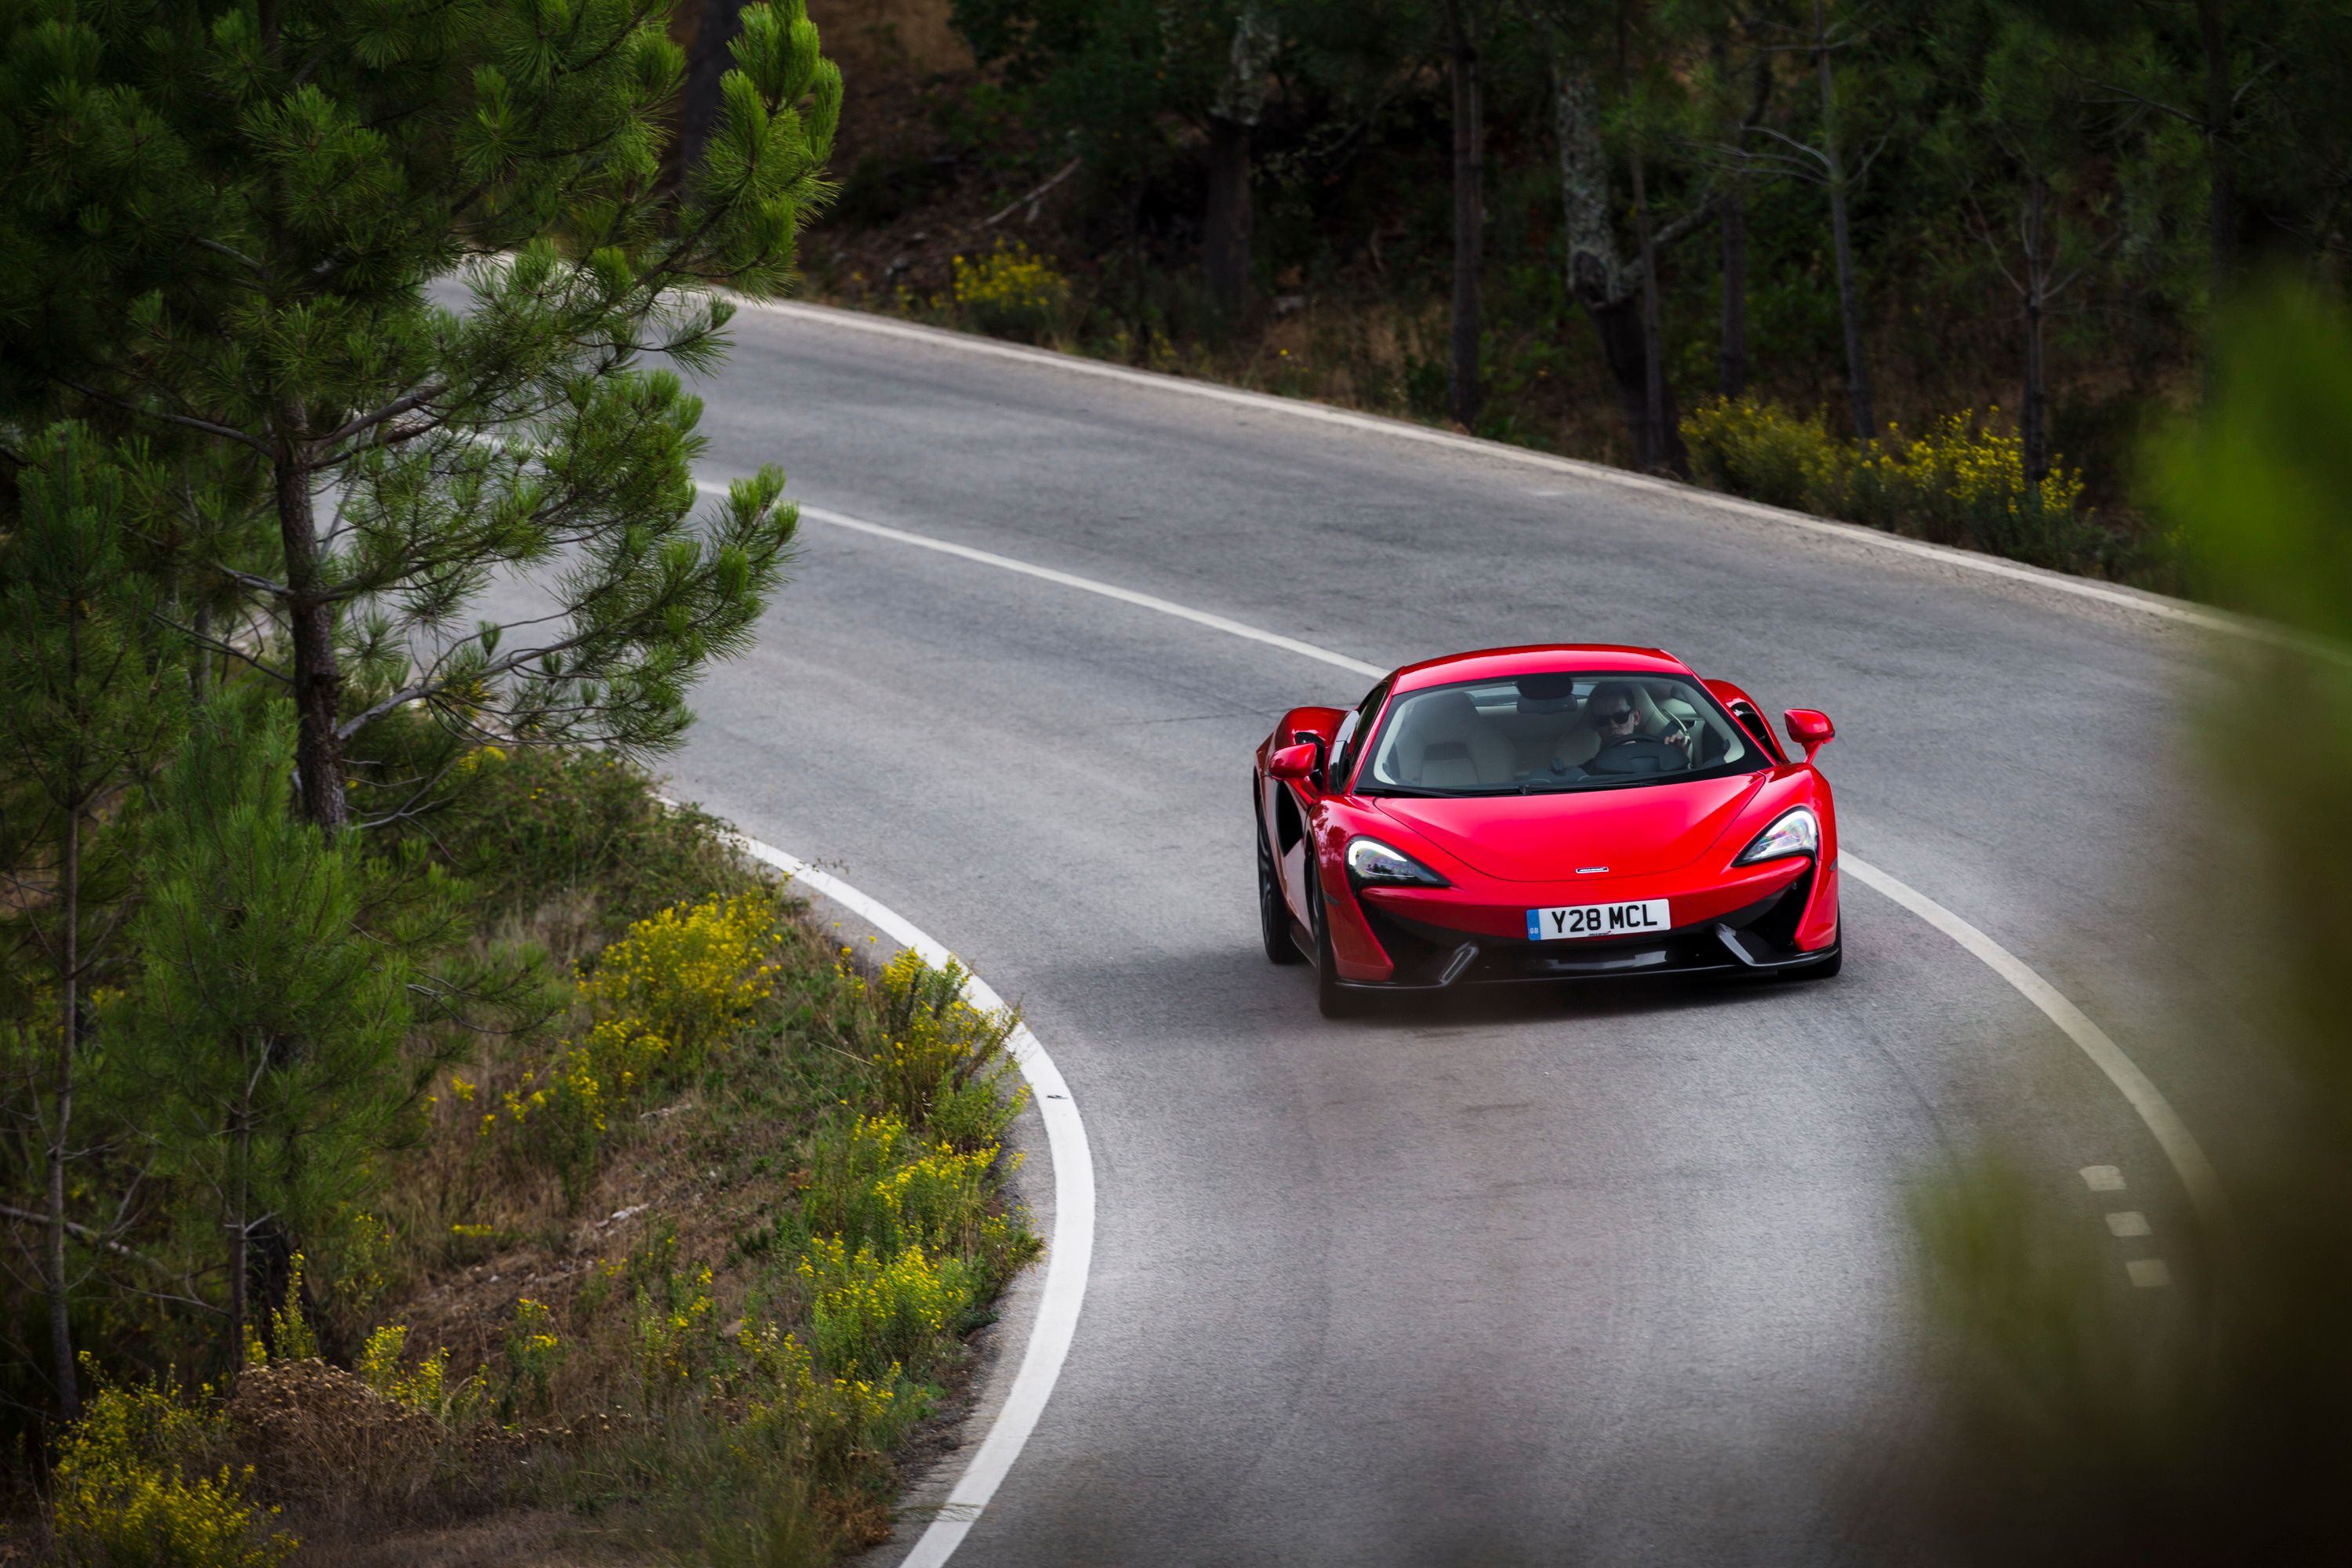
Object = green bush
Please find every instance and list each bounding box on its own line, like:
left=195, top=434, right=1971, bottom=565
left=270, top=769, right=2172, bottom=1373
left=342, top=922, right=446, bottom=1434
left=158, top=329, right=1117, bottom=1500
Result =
left=51, top=1378, right=296, bottom=1568
left=950, top=241, right=1072, bottom=343
left=1684, top=397, right=2114, bottom=575
left=1682, top=395, right=1840, bottom=511
left=873, top=949, right=1027, bottom=1150
left=794, top=1234, right=976, bottom=1382
left=432, top=746, right=750, bottom=943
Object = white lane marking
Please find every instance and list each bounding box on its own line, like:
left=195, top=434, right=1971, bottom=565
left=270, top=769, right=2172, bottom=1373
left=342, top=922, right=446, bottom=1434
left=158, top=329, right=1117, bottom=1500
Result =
left=2081, top=1164, right=2127, bottom=1192
left=723, top=483, right=2234, bottom=1233
left=2126, top=1258, right=2173, bottom=1289
left=735, top=298, right=2281, bottom=646
left=2105, top=1211, right=2153, bottom=1238
left=716, top=825, right=1094, bottom=1568
left=793, top=500, right=1385, bottom=680
left=1841, top=859, right=2229, bottom=1230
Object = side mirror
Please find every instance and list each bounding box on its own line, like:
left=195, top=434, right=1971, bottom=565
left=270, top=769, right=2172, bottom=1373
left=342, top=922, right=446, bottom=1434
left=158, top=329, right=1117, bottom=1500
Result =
left=1784, top=708, right=1835, bottom=760
left=1269, top=742, right=1322, bottom=783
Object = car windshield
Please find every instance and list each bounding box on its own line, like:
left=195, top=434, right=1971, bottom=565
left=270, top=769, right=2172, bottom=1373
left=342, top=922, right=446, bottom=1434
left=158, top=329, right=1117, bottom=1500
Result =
left=1355, top=671, right=1765, bottom=796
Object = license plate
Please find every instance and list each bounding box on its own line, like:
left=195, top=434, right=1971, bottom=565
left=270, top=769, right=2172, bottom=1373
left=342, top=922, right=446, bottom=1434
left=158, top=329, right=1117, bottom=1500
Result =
left=1525, top=899, right=1672, bottom=941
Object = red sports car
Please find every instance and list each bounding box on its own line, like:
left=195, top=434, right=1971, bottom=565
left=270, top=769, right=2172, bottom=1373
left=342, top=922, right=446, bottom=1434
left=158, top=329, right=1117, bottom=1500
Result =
left=1253, top=644, right=1842, bottom=1018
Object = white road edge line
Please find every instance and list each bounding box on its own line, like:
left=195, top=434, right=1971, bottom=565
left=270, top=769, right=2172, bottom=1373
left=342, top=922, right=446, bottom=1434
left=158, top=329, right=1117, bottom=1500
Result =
left=713, top=821, right=1094, bottom=1567
left=712, top=479, right=2232, bottom=1232
left=732, top=297, right=2293, bottom=650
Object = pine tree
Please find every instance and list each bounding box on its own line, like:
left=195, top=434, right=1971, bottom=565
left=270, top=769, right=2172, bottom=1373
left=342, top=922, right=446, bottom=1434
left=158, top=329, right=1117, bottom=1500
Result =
left=0, top=0, right=840, bottom=833
left=110, top=697, right=416, bottom=1370
left=0, top=425, right=186, bottom=1418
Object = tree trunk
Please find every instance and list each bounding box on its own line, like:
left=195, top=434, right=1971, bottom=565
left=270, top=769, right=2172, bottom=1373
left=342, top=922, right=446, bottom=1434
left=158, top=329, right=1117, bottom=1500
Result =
left=1718, top=187, right=1748, bottom=400
left=1555, top=62, right=1680, bottom=466
left=275, top=441, right=347, bottom=833
left=190, top=599, right=212, bottom=703
left=1589, top=291, right=1682, bottom=466
left=678, top=0, right=748, bottom=179
left=2198, top=0, right=2234, bottom=302
left=1716, top=38, right=1764, bottom=401
left=1628, top=139, right=1686, bottom=475
left=1446, top=0, right=1484, bottom=430
left=2021, top=176, right=2049, bottom=485
left=1814, top=0, right=1874, bottom=440
left=47, top=810, right=79, bottom=1421
left=227, top=1160, right=248, bottom=1377
left=1203, top=116, right=1254, bottom=320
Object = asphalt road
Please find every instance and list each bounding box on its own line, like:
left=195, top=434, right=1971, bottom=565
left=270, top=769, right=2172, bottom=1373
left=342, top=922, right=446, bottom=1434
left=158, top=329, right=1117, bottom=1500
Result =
left=521, top=303, right=2254, bottom=1564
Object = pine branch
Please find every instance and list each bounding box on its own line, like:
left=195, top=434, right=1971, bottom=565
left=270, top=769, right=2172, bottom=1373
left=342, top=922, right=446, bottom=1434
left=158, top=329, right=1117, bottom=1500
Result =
left=0, top=1203, right=180, bottom=1279
left=56, top=380, right=272, bottom=455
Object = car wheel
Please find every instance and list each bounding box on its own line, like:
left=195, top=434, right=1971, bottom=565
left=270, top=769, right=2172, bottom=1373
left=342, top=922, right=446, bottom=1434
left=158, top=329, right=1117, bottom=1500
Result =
left=1312, top=878, right=1361, bottom=1019
left=1258, top=821, right=1302, bottom=966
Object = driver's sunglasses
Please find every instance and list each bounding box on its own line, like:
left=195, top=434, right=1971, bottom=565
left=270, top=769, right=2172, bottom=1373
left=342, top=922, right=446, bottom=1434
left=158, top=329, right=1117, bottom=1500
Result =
left=1597, top=708, right=1638, bottom=725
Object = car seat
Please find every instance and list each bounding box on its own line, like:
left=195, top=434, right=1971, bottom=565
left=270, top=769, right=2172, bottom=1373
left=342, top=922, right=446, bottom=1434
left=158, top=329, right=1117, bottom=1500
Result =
left=1396, top=690, right=1512, bottom=788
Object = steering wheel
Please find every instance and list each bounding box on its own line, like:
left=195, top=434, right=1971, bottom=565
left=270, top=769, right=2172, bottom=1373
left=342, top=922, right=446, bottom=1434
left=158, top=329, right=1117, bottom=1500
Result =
left=1584, top=734, right=1686, bottom=775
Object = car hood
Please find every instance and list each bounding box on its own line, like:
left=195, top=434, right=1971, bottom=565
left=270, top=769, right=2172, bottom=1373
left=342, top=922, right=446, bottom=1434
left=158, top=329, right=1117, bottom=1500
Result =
left=1370, top=775, right=1769, bottom=881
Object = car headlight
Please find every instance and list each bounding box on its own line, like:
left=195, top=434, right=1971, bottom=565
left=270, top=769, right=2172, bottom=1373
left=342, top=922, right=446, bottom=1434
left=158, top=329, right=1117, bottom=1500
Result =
left=1734, top=807, right=1820, bottom=866
left=1345, top=837, right=1450, bottom=887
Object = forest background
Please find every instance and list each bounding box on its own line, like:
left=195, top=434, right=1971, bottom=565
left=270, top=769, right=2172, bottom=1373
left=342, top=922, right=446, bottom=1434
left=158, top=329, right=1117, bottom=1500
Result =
left=800, top=0, right=2351, bottom=586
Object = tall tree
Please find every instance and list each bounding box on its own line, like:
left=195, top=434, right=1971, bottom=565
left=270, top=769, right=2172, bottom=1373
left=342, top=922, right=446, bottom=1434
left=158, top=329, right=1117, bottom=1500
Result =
left=1699, top=13, right=1773, bottom=397
left=111, top=699, right=416, bottom=1369
left=1443, top=0, right=1489, bottom=427
left=1206, top=5, right=1281, bottom=317
left=1806, top=0, right=1876, bottom=437
left=0, top=0, right=836, bottom=834
left=0, top=426, right=186, bottom=1418
left=1931, top=6, right=2122, bottom=481
left=1550, top=53, right=1704, bottom=471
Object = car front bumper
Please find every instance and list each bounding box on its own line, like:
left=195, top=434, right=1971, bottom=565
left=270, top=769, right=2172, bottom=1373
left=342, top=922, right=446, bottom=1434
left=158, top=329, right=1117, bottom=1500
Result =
left=1327, top=855, right=1838, bottom=989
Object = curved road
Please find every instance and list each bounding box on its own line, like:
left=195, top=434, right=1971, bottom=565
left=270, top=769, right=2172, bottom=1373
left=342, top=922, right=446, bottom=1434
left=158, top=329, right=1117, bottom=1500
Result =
left=621, top=306, right=2249, bottom=1563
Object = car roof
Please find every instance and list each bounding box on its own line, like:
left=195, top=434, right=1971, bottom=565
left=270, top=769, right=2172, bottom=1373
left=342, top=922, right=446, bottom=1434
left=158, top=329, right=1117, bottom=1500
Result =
left=1388, top=644, right=1693, bottom=695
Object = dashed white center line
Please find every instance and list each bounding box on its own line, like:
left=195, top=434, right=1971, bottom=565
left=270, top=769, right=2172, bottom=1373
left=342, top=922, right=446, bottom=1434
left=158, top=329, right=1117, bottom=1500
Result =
left=2105, top=1211, right=2153, bottom=1238
left=2126, top=1259, right=2173, bottom=1289
left=2080, top=1165, right=2127, bottom=1192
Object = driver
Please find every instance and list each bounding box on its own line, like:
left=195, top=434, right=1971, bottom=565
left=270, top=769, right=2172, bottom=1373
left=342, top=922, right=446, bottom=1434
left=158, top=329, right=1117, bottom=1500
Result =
left=1559, top=681, right=1693, bottom=771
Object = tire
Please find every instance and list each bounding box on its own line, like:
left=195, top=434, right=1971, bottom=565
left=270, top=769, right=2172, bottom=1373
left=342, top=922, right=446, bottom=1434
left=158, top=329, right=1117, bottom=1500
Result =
left=1312, top=878, right=1362, bottom=1019
left=1258, top=817, right=1303, bottom=966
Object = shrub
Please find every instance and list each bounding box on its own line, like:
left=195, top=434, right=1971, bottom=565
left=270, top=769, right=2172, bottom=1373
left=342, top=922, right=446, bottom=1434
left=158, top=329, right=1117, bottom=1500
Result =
left=799, top=1112, right=998, bottom=1258
left=1682, top=395, right=1840, bottom=511
left=355, top=1324, right=456, bottom=1417
left=631, top=1256, right=720, bottom=1409
left=951, top=241, right=1070, bottom=343
left=52, top=1377, right=295, bottom=1568
left=503, top=1298, right=564, bottom=1417
left=1841, top=411, right=2096, bottom=568
left=795, top=1235, right=975, bottom=1381
left=873, top=949, right=1026, bottom=1149
left=579, top=892, right=782, bottom=1065
left=734, top=1322, right=914, bottom=1481
left=1683, top=397, right=2107, bottom=574
left=432, top=746, right=750, bottom=946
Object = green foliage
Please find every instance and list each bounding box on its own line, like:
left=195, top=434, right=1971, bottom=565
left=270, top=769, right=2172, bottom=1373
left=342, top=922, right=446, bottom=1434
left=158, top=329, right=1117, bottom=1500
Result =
left=1682, top=394, right=1841, bottom=510
left=1910, top=279, right=2352, bottom=1563
left=0, top=0, right=838, bottom=827
left=430, top=746, right=752, bottom=943
left=1685, top=395, right=2112, bottom=572
left=873, top=948, right=1029, bottom=1152
left=51, top=1376, right=296, bottom=1568
left=793, top=1234, right=975, bottom=1384
left=0, top=422, right=189, bottom=1410
left=107, top=696, right=423, bottom=1352
left=951, top=240, right=1074, bottom=343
